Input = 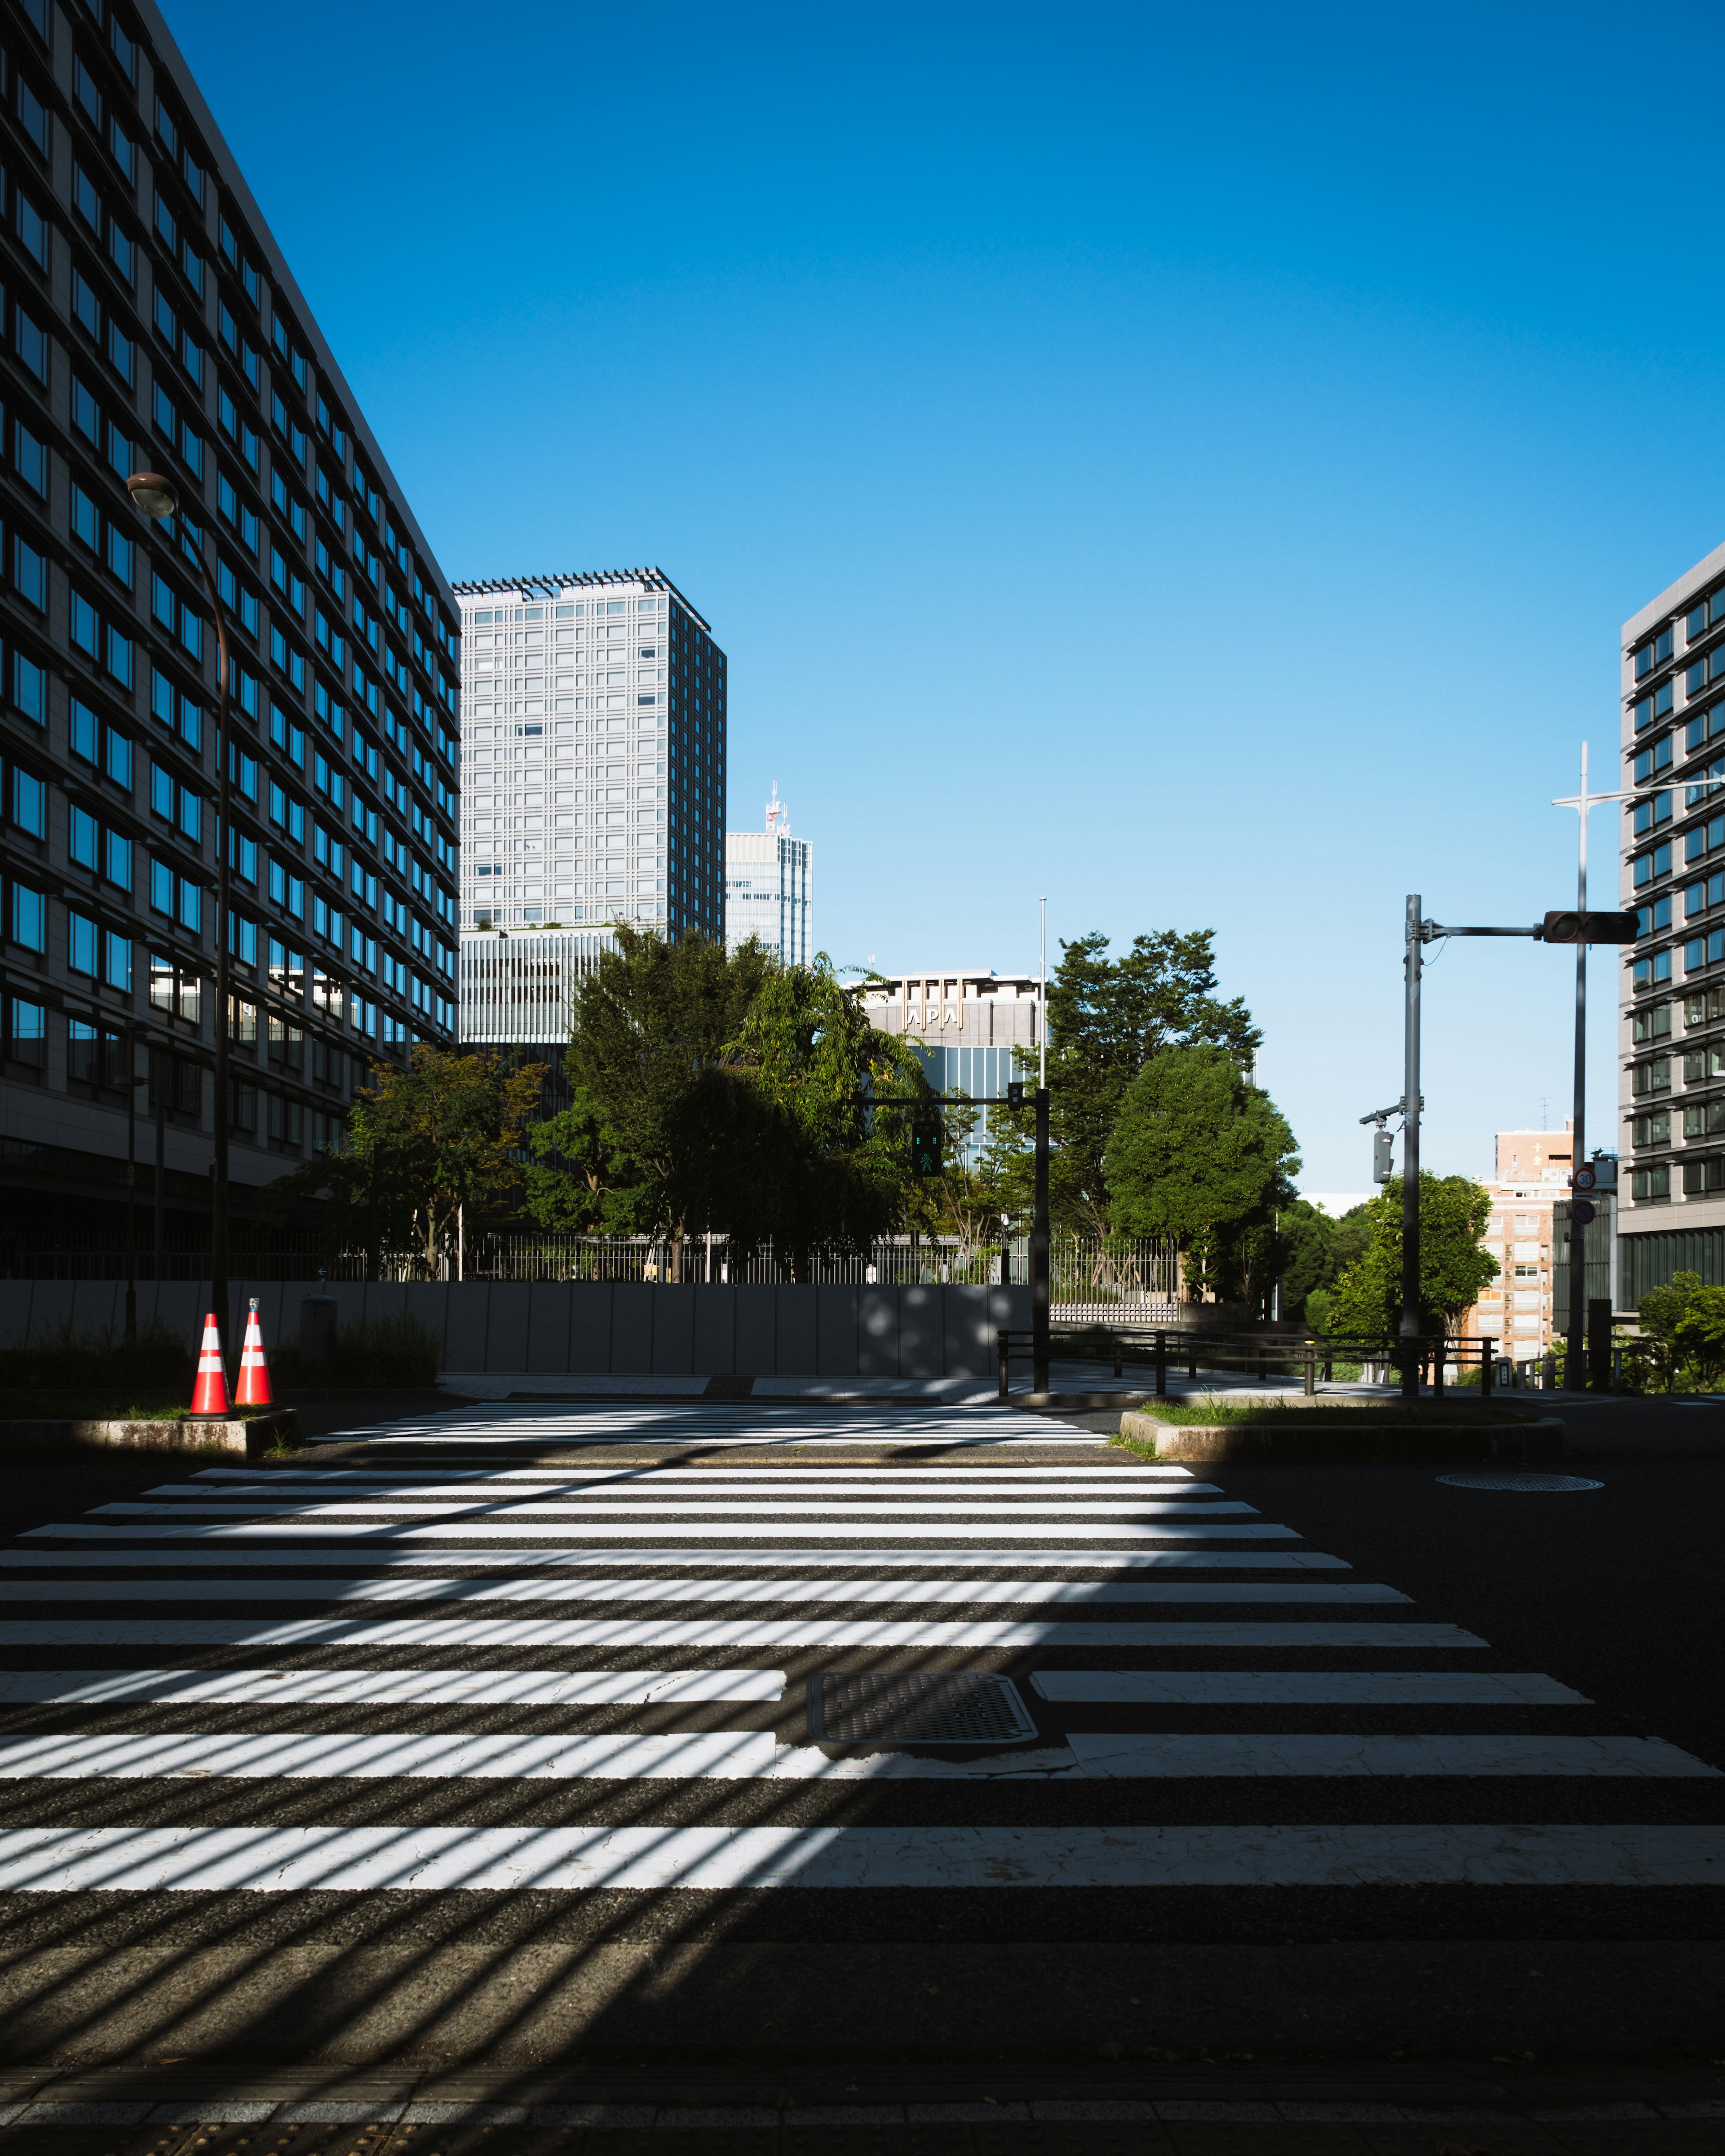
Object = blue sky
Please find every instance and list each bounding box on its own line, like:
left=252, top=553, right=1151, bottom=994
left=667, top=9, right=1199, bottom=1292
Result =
left=165, top=0, right=1724, bottom=1188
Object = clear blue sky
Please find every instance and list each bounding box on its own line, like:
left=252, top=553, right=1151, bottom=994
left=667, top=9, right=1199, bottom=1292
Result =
left=166, top=0, right=1725, bottom=1189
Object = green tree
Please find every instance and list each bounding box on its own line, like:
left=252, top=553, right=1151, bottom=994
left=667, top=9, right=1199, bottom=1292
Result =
left=989, top=929, right=1261, bottom=1234
left=267, top=1045, right=545, bottom=1276
left=1326, top=1174, right=1498, bottom=1345
left=720, top=955, right=933, bottom=1273
left=1102, top=1043, right=1300, bottom=1310
left=522, top=1084, right=644, bottom=1236
left=1277, top=1197, right=1339, bottom=1322
left=1635, top=1270, right=1725, bottom=1392
left=568, top=927, right=776, bottom=1243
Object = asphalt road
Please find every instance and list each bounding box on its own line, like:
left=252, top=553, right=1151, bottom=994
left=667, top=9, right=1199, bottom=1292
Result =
left=0, top=1396, right=1718, bottom=2094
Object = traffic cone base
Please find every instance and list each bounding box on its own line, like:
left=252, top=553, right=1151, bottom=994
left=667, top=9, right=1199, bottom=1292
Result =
left=236, top=1297, right=273, bottom=1408
left=188, top=1312, right=230, bottom=1419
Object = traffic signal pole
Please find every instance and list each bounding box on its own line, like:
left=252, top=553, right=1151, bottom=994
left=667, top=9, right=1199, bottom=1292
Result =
left=1387, top=895, right=1636, bottom=1401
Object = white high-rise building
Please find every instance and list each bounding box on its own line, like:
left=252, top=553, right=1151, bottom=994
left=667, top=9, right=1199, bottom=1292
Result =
left=726, top=786, right=813, bottom=965
left=452, top=568, right=725, bottom=939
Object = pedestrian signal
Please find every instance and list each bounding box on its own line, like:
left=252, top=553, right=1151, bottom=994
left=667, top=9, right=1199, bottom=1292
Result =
left=910, top=1116, right=943, bottom=1176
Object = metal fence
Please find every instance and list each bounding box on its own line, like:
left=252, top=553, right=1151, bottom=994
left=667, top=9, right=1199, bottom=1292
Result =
left=4, top=1230, right=1183, bottom=1303
left=469, top=1232, right=1180, bottom=1306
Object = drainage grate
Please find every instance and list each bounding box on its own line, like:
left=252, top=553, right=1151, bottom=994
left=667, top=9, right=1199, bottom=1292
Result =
left=1437, top=1471, right=1604, bottom=1493
left=808, top=1671, right=1040, bottom=1746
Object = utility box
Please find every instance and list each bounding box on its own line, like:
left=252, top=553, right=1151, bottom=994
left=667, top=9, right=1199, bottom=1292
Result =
left=300, top=1296, right=338, bottom=1366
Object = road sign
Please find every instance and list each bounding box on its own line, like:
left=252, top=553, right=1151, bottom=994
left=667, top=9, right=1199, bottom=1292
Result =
left=1572, top=1200, right=1597, bottom=1226
left=1573, top=1166, right=1596, bottom=1191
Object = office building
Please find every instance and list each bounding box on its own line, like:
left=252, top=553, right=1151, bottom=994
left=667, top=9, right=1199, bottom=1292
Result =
left=453, top=569, right=724, bottom=940
left=1453, top=1125, right=1575, bottom=1358
left=458, top=926, right=614, bottom=1046
left=0, top=0, right=461, bottom=1271
left=864, top=969, right=1044, bottom=1157
left=1620, top=539, right=1725, bottom=1299
left=726, top=785, right=811, bottom=965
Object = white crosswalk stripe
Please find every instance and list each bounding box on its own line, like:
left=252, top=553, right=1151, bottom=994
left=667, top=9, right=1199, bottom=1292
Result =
left=0, top=1401, right=1717, bottom=1905
left=0, top=1617, right=1482, bottom=1648
left=0, top=1575, right=1409, bottom=1605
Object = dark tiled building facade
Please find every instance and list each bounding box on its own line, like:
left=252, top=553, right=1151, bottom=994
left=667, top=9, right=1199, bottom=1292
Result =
left=0, top=0, right=460, bottom=1268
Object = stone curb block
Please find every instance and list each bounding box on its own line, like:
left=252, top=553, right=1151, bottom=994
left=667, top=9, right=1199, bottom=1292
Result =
left=1120, top=1411, right=1565, bottom=1461
left=0, top=1407, right=300, bottom=1460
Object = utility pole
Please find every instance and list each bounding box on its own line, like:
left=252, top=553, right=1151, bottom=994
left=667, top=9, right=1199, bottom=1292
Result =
left=1551, top=746, right=1653, bottom=1388
left=1400, top=895, right=1423, bottom=1402
left=1031, top=897, right=1050, bottom=1394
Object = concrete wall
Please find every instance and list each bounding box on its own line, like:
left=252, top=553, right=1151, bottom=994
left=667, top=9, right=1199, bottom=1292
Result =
left=0, top=1280, right=1031, bottom=1379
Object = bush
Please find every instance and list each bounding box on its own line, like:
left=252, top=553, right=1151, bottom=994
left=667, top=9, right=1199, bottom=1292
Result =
left=0, top=1320, right=192, bottom=1394
left=268, top=1311, right=442, bottom=1390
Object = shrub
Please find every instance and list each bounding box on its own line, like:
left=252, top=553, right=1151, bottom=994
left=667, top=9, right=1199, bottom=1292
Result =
left=0, top=1319, right=192, bottom=1394
left=268, top=1310, right=442, bottom=1390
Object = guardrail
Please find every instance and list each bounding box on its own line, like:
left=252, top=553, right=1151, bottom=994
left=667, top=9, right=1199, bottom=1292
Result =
left=995, top=1325, right=1507, bottom=1401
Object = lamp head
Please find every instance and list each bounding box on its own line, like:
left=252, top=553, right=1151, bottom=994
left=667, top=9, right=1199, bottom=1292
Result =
left=125, top=471, right=179, bottom=520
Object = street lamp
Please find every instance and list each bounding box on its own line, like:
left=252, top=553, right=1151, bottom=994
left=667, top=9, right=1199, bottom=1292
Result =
left=1549, top=751, right=1719, bottom=1387
left=126, top=472, right=233, bottom=1377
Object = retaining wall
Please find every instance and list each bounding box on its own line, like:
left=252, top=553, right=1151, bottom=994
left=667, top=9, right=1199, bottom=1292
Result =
left=0, top=1279, right=1033, bottom=1379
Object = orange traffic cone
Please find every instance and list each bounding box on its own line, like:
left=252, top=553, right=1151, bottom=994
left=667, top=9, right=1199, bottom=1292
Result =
left=189, top=1312, right=230, bottom=1418
left=236, top=1298, right=273, bottom=1407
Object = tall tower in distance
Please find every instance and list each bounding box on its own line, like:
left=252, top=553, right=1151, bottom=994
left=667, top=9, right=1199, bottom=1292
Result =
left=726, top=784, right=813, bottom=966
left=452, top=568, right=725, bottom=941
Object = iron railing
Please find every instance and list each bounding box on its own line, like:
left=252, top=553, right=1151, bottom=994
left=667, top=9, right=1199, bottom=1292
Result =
left=996, top=1324, right=1514, bottom=1399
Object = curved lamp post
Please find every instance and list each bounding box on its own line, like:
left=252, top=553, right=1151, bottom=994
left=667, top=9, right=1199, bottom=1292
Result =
left=126, top=472, right=233, bottom=1372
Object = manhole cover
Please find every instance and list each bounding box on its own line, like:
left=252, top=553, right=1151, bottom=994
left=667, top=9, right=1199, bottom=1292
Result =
left=1436, top=1471, right=1603, bottom=1492
left=808, top=1671, right=1039, bottom=1746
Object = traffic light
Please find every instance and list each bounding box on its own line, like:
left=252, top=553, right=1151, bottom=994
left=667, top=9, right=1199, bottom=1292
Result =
left=1006, top=1081, right=1026, bottom=1109
left=1372, top=1128, right=1394, bottom=1183
left=910, top=1115, right=943, bottom=1176
left=1539, top=910, right=1640, bottom=944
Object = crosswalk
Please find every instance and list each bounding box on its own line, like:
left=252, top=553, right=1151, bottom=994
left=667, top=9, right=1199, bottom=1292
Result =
left=0, top=1418, right=1720, bottom=1932
left=296, top=1400, right=1108, bottom=1445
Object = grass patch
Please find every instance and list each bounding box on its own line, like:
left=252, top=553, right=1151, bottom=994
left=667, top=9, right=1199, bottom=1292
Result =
left=1120, top=1393, right=1539, bottom=1429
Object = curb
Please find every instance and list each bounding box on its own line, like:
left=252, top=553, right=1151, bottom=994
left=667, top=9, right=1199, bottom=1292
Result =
left=1120, top=1412, right=1566, bottom=1461
left=0, top=1407, right=300, bottom=1461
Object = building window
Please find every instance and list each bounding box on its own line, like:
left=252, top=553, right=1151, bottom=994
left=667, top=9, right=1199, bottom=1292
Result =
left=1631, top=1164, right=1672, bottom=1202
left=6, top=997, right=46, bottom=1068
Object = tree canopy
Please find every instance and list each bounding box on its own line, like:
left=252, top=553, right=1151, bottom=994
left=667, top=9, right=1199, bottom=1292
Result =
left=1632, top=1270, right=1725, bottom=1392
left=522, top=1083, right=643, bottom=1236
left=1324, top=1173, right=1498, bottom=1342
left=266, top=1045, right=545, bottom=1275
left=540, top=930, right=933, bottom=1268
left=1101, top=1042, right=1299, bottom=1308
left=988, top=929, right=1261, bottom=1235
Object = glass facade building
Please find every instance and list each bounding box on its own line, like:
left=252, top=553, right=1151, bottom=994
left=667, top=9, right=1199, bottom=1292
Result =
left=454, top=569, right=724, bottom=941
left=1618, top=536, right=1725, bottom=1292
left=726, top=785, right=811, bottom=966
left=0, top=0, right=461, bottom=1268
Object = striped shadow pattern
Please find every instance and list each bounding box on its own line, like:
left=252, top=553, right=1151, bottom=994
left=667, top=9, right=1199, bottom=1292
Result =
left=0, top=1415, right=1718, bottom=1904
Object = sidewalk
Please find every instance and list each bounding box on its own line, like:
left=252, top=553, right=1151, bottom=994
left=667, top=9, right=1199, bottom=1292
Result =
left=433, top=1361, right=1408, bottom=1406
